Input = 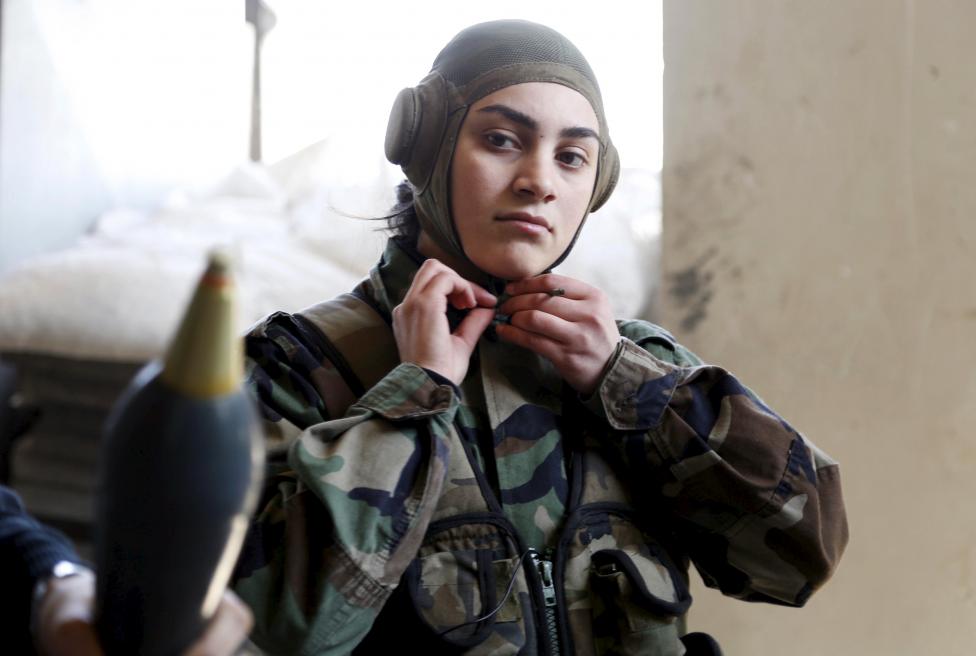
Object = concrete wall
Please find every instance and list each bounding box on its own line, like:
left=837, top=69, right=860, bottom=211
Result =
left=663, top=1, right=976, bottom=654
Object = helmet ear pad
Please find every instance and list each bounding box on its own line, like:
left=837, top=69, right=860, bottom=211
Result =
left=590, top=140, right=620, bottom=212
left=384, top=88, right=418, bottom=166
left=384, top=74, right=450, bottom=193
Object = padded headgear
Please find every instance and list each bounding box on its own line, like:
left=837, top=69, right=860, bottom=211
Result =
left=385, top=20, right=620, bottom=275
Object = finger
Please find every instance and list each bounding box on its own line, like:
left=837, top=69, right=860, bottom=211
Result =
left=494, top=322, right=565, bottom=362
left=184, top=591, right=254, bottom=656
left=470, top=283, right=498, bottom=308
left=497, top=294, right=590, bottom=321
left=35, top=574, right=101, bottom=656
left=507, top=309, right=578, bottom=344
left=447, top=284, right=497, bottom=311
left=452, top=307, right=495, bottom=350
left=505, top=273, right=591, bottom=299
left=409, top=259, right=496, bottom=308
left=416, top=267, right=474, bottom=305
left=408, top=260, right=469, bottom=307
left=406, top=258, right=447, bottom=293
left=421, top=271, right=496, bottom=311
left=448, top=288, right=477, bottom=310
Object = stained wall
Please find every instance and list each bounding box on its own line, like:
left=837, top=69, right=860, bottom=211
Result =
left=662, top=2, right=976, bottom=653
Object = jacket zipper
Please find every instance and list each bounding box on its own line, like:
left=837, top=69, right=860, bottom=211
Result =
left=529, top=548, right=560, bottom=656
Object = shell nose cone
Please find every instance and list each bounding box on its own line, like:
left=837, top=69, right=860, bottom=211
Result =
left=162, top=250, right=243, bottom=398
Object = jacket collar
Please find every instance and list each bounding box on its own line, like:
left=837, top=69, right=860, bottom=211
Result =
left=371, top=237, right=510, bottom=328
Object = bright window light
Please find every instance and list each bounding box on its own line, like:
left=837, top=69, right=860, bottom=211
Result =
left=262, top=2, right=663, bottom=187
left=25, top=1, right=661, bottom=228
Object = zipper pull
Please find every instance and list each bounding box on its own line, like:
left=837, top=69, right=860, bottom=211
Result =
left=529, top=548, right=561, bottom=655
left=529, top=549, right=558, bottom=607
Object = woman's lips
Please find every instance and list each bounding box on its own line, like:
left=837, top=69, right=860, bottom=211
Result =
left=496, top=212, right=551, bottom=234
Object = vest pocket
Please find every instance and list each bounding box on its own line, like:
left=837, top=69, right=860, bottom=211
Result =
left=586, top=519, right=691, bottom=655
left=591, top=546, right=691, bottom=624
left=406, top=521, right=529, bottom=653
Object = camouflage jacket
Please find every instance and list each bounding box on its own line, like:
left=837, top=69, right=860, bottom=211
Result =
left=233, top=237, right=848, bottom=655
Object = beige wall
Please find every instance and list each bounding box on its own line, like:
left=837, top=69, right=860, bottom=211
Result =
left=662, top=1, right=976, bottom=654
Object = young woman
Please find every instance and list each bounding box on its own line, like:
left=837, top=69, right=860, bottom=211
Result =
left=234, top=20, right=847, bottom=656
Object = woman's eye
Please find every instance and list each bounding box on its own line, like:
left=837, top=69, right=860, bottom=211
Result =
left=557, top=151, right=587, bottom=168
left=485, top=132, right=517, bottom=149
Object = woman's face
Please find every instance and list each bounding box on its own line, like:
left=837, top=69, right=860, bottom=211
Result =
left=444, top=82, right=601, bottom=281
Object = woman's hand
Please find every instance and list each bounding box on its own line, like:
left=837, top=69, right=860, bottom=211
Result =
left=183, top=591, right=254, bottom=656
left=496, top=273, right=619, bottom=396
left=34, top=571, right=254, bottom=656
left=392, top=259, right=497, bottom=384
left=33, top=569, right=101, bottom=656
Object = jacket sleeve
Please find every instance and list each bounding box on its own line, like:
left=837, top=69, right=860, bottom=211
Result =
left=0, top=485, right=83, bottom=653
left=234, top=317, right=458, bottom=655
left=584, top=324, right=848, bottom=607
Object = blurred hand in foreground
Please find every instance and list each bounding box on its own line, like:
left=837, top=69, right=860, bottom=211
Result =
left=34, top=571, right=253, bottom=656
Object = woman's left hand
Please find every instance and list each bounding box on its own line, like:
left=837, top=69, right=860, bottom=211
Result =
left=496, top=273, right=619, bottom=396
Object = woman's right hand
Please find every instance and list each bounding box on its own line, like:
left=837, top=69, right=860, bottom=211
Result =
left=392, top=259, right=497, bottom=384
left=34, top=573, right=253, bottom=656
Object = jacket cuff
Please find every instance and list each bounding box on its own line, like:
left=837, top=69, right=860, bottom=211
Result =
left=356, top=363, right=459, bottom=420
left=422, top=368, right=463, bottom=400
left=584, top=338, right=682, bottom=430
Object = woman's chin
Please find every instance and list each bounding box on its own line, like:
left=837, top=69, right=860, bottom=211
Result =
left=469, top=251, right=550, bottom=282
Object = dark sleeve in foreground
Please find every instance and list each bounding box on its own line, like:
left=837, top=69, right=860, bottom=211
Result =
left=0, top=485, right=82, bottom=653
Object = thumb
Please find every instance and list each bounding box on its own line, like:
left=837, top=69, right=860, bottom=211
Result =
left=452, top=307, right=495, bottom=350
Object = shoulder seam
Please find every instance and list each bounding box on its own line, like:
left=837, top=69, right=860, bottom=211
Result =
left=292, top=311, right=366, bottom=398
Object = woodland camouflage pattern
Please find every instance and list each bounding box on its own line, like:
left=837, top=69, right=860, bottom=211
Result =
left=233, top=238, right=848, bottom=655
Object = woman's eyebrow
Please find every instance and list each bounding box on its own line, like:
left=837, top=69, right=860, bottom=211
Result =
left=477, top=104, right=538, bottom=130
left=560, top=126, right=599, bottom=141
left=476, top=104, right=599, bottom=141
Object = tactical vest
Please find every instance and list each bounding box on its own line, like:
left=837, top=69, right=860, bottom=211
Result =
left=291, top=276, right=720, bottom=656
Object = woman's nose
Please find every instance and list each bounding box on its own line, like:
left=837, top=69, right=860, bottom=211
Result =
left=513, top=152, right=557, bottom=202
